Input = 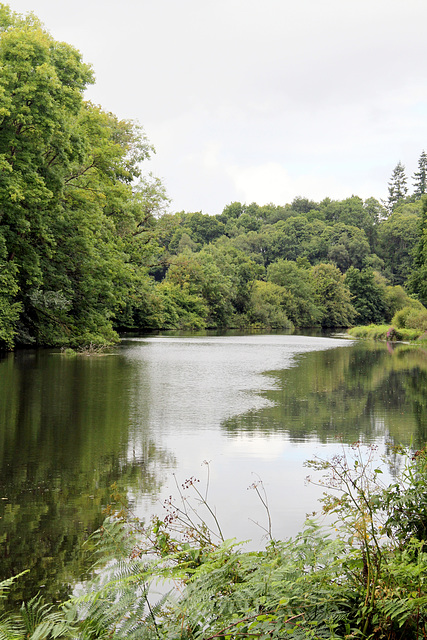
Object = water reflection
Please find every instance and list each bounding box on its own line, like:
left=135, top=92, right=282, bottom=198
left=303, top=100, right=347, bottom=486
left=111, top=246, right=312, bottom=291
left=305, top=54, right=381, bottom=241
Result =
left=0, top=349, right=172, bottom=604
left=0, top=336, right=427, bottom=604
left=222, top=341, right=427, bottom=446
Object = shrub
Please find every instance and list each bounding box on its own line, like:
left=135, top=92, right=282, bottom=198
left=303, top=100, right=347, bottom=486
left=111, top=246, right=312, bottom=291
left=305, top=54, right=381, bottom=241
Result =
left=392, top=305, right=427, bottom=332
left=4, top=448, right=427, bottom=640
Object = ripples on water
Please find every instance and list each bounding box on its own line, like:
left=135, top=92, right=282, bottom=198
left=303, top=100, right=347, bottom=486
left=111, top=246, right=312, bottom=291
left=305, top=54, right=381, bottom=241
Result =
left=1, top=332, right=427, bottom=601
left=124, top=334, right=351, bottom=429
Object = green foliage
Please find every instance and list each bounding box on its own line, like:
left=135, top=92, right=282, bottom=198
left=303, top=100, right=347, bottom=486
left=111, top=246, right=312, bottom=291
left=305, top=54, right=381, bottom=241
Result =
left=321, top=195, right=383, bottom=251
left=156, top=281, right=208, bottom=330
left=377, top=207, right=420, bottom=285
left=348, top=324, right=394, bottom=340
left=392, top=304, right=427, bottom=332
left=347, top=324, right=424, bottom=342
left=412, top=150, right=427, bottom=198
left=151, top=194, right=392, bottom=333
left=349, top=292, right=427, bottom=341
left=244, top=280, right=294, bottom=329
left=0, top=575, right=75, bottom=640
left=311, top=263, right=356, bottom=327
left=384, top=285, right=419, bottom=320
left=2, top=4, right=426, bottom=342
left=165, top=250, right=233, bottom=327
left=4, top=446, right=426, bottom=639
left=305, top=445, right=427, bottom=638
left=267, top=259, right=322, bottom=326
left=410, top=195, right=427, bottom=306
left=0, top=240, right=22, bottom=348
left=381, top=448, right=427, bottom=544
left=345, top=266, right=388, bottom=325
left=0, top=6, right=163, bottom=349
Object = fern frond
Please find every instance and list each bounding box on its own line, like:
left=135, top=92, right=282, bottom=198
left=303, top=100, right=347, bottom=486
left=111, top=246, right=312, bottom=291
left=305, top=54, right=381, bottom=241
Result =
left=0, top=572, right=30, bottom=601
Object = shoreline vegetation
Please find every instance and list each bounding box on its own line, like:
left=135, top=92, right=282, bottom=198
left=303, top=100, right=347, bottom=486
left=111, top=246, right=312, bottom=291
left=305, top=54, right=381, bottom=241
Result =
left=348, top=324, right=427, bottom=343
left=348, top=301, right=427, bottom=343
left=2, top=445, right=427, bottom=639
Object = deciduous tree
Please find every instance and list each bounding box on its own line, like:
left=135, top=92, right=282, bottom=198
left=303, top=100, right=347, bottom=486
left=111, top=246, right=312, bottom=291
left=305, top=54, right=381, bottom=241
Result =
left=0, top=6, right=160, bottom=348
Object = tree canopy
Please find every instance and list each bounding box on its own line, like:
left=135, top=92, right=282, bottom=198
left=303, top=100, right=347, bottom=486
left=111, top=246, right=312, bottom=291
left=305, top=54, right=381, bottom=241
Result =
left=0, top=5, right=161, bottom=348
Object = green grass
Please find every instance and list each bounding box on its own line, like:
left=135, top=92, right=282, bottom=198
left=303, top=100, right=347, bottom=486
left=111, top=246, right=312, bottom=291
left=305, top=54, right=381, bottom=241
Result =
left=348, top=324, right=426, bottom=342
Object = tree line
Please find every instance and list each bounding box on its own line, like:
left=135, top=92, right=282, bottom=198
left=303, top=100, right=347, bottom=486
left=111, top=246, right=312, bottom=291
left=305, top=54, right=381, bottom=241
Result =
left=387, top=153, right=427, bottom=210
left=1, top=4, right=427, bottom=350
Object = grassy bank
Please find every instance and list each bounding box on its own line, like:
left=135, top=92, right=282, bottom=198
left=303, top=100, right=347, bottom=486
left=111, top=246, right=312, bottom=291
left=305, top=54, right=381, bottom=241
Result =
left=348, top=323, right=427, bottom=341
left=348, top=303, right=427, bottom=342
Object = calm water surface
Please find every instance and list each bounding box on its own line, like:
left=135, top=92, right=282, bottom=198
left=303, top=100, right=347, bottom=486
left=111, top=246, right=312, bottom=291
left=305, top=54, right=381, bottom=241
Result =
left=1, top=333, right=427, bottom=602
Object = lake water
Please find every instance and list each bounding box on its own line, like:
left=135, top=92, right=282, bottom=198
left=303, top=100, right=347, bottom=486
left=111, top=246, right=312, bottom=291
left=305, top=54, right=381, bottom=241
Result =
left=1, top=332, right=427, bottom=603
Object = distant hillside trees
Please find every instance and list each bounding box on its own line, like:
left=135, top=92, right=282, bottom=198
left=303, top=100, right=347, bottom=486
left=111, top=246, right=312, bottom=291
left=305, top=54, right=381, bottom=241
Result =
left=1, top=3, right=427, bottom=348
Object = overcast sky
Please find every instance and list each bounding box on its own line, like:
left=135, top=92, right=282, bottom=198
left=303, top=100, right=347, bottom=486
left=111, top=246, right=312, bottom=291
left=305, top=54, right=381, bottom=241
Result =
left=8, top=0, right=427, bottom=214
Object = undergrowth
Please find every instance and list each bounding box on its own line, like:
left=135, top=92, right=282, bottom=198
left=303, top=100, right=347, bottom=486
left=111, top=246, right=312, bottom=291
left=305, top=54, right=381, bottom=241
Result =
left=2, top=446, right=427, bottom=639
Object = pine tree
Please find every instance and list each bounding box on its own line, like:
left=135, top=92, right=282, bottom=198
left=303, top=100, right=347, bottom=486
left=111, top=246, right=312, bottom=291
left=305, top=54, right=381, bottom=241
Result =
left=412, top=150, right=427, bottom=197
left=387, top=161, right=408, bottom=212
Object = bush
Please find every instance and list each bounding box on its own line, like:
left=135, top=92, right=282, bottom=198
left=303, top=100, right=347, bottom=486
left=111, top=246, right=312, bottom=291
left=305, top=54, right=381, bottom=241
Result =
left=384, top=285, right=420, bottom=320
left=392, top=304, right=427, bottom=332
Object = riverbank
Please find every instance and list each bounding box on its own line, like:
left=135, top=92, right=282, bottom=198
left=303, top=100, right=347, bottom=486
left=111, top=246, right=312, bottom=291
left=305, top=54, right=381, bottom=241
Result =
left=348, top=323, right=427, bottom=342
left=3, top=444, right=427, bottom=640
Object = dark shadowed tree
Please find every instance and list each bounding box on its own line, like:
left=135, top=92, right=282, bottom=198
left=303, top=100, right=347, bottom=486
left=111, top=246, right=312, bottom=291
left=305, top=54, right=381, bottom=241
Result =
left=410, top=195, right=427, bottom=305
left=377, top=205, right=421, bottom=286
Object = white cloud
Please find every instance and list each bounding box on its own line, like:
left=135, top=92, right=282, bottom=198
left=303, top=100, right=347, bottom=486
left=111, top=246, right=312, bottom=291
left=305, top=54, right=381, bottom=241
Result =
left=8, top=0, right=427, bottom=212
left=225, top=162, right=353, bottom=205
left=226, top=433, right=289, bottom=460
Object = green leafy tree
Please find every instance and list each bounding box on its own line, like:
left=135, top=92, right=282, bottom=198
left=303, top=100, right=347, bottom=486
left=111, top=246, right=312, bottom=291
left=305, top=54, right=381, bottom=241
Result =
left=384, top=285, right=417, bottom=320
left=311, top=263, right=355, bottom=326
left=245, top=280, right=293, bottom=329
left=165, top=250, right=233, bottom=327
left=181, top=211, right=225, bottom=245
left=0, top=235, right=22, bottom=347
left=0, top=6, right=158, bottom=348
left=322, top=222, right=371, bottom=271
left=202, top=241, right=263, bottom=315
left=345, top=266, right=388, bottom=325
left=255, top=216, right=328, bottom=266
left=290, top=195, right=321, bottom=215
left=267, top=259, right=322, bottom=326
left=156, top=281, right=208, bottom=329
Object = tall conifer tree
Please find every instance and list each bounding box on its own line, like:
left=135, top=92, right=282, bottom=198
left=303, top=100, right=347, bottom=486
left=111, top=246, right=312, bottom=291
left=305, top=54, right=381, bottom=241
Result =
left=412, top=150, right=427, bottom=197
left=387, top=162, right=408, bottom=212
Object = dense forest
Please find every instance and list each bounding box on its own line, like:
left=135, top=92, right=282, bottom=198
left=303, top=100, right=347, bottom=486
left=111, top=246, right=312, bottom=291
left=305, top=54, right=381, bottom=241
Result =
left=1, top=4, right=427, bottom=350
